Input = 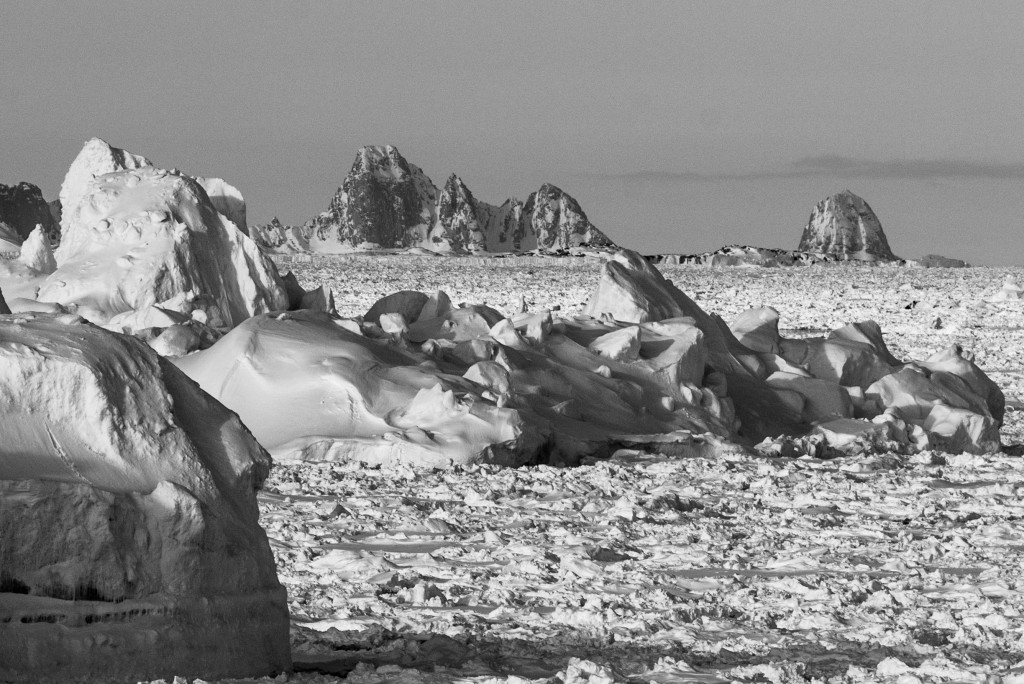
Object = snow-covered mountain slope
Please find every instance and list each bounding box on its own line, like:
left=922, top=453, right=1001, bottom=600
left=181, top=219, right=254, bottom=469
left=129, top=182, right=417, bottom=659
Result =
left=518, top=182, right=612, bottom=251
left=284, top=145, right=614, bottom=254
left=0, top=312, right=289, bottom=682
left=38, top=165, right=288, bottom=329
left=0, top=181, right=60, bottom=244
left=799, top=190, right=898, bottom=261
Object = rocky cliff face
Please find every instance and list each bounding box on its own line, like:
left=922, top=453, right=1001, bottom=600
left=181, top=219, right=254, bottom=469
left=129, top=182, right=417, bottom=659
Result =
left=0, top=182, right=60, bottom=243
left=309, top=145, right=438, bottom=252
left=295, top=145, right=615, bottom=254
left=520, top=183, right=612, bottom=251
left=799, top=190, right=897, bottom=261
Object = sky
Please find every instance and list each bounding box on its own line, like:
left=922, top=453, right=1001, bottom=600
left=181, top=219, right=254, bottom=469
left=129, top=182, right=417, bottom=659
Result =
left=1, top=1, right=1022, bottom=264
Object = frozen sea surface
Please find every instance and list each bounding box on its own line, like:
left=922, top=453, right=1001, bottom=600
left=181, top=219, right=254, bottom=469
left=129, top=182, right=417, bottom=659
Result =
left=155, top=257, right=1024, bottom=684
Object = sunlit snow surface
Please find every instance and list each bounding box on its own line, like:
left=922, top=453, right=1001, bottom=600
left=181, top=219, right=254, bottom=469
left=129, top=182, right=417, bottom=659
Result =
left=155, top=256, right=1023, bottom=683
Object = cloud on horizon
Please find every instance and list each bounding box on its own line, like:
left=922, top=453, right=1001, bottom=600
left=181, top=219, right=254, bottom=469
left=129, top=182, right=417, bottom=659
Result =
left=592, top=155, right=1024, bottom=181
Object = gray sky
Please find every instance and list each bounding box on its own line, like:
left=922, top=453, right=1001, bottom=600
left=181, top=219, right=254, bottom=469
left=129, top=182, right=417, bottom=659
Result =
left=2, top=1, right=1022, bottom=264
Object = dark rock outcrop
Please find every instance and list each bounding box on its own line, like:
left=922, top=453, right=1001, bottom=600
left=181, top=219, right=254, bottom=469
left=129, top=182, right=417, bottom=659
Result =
left=0, top=182, right=60, bottom=244
left=521, top=183, right=613, bottom=251
left=798, top=191, right=897, bottom=261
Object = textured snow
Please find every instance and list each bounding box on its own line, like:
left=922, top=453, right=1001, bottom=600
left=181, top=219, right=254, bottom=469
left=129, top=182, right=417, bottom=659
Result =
left=4, top=139, right=1024, bottom=684
left=3, top=253, right=1023, bottom=683
left=38, top=165, right=287, bottom=329
left=172, top=250, right=1005, bottom=481
left=13, top=138, right=290, bottom=336
left=174, top=303, right=735, bottom=468
left=58, top=137, right=153, bottom=235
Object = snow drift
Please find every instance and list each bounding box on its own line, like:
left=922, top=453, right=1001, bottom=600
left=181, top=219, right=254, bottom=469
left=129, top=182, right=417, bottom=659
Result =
left=0, top=313, right=289, bottom=682
left=174, top=301, right=738, bottom=467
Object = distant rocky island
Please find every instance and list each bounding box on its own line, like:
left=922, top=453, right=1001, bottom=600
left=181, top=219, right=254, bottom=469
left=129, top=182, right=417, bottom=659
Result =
left=0, top=156, right=970, bottom=268
left=648, top=190, right=969, bottom=268
left=252, top=145, right=614, bottom=255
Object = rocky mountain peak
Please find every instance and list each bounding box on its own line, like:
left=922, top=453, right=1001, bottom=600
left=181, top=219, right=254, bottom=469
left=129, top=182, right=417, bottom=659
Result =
left=352, top=145, right=413, bottom=182
left=439, top=174, right=476, bottom=211
left=523, top=183, right=613, bottom=251
left=310, top=145, right=437, bottom=251
left=296, top=145, right=616, bottom=254
left=798, top=190, right=897, bottom=261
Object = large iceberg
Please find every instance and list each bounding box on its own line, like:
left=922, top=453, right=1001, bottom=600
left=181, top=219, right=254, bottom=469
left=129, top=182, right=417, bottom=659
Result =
left=0, top=312, right=289, bottom=681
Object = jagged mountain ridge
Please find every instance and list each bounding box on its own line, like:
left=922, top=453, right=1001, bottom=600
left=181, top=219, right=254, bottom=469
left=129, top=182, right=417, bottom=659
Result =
left=257, top=145, right=614, bottom=254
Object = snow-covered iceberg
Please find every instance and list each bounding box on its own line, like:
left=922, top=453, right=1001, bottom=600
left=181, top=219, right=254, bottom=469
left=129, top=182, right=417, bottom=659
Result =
left=38, top=164, right=287, bottom=329
left=174, top=299, right=739, bottom=467
left=0, top=312, right=289, bottom=681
